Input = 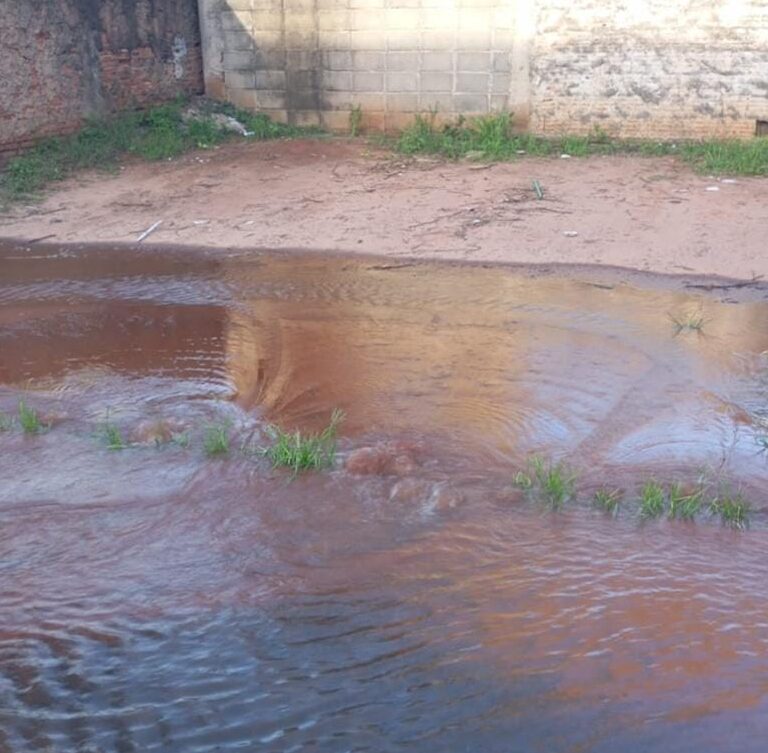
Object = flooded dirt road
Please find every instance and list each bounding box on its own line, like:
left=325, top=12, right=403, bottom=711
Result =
left=1, top=241, right=768, bottom=752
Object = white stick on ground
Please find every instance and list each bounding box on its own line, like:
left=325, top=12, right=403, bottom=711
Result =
left=137, top=220, right=163, bottom=242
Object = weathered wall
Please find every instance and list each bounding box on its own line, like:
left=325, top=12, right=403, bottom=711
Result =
left=198, top=0, right=768, bottom=138
left=0, top=0, right=204, bottom=154
left=531, top=1, right=768, bottom=138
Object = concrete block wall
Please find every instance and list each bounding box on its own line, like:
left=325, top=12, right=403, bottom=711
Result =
left=199, top=0, right=768, bottom=139
left=0, top=0, right=204, bottom=155
left=199, top=0, right=523, bottom=132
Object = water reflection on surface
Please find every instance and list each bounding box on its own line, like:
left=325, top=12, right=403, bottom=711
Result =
left=0, top=242, right=767, bottom=752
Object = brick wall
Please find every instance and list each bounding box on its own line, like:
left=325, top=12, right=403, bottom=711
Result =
left=198, top=0, right=768, bottom=138
left=0, top=0, right=203, bottom=155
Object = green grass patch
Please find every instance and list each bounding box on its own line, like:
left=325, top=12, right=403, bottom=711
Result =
left=95, top=410, right=127, bottom=450
left=102, top=422, right=126, bottom=451
left=349, top=105, right=363, bottom=137
left=593, top=488, right=622, bottom=515
left=395, top=112, right=768, bottom=175
left=0, top=411, right=11, bottom=431
left=18, top=400, right=45, bottom=434
left=709, top=493, right=750, bottom=529
left=172, top=431, right=191, bottom=449
left=639, top=480, right=666, bottom=519
left=204, top=422, right=231, bottom=457
left=681, top=139, right=768, bottom=176
left=668, top=483, right=703, bottom=520
left=1, top=98, right=322, bottom=205
left=263, top=409, right=344, bottom=475
left=516, top=456, right=577, bottom=510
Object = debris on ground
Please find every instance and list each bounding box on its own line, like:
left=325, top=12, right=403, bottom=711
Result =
left=182, top=106, right=254, bottom=137
left=137, top=220, right=163, bottom=242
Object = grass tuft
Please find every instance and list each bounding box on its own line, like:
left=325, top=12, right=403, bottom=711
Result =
left=681, top=139, right=768, bottom=175
left=668, top=483, right=703, bottom=520
left=395, top=112, right=768, bottom=175
left=639, top=480, right=666, bottom=519
left=263, top=409, right=344, bottom=475
left=594, top=488, right=622, bottom=515
left=516, top=455, right=577, bottom=510
left=98, top=410, right=126, bottom=450
left=709, top=493, right=750, bottom=529
left=671, top=312, right=706, bottom=334
left=349, top=105, right=363, bottom=137
left=172, top=431, right=191, bottom=449
left=513, top=470, right=533, bottom=490
left=0, top=411, right=11, bottom=431
left=18, top=401, right=45, bottom=434
left=204, top=422, right=231, bottom=457
left=104, top=424, right=126, bottom=450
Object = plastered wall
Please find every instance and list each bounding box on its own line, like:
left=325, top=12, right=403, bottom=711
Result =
left=198, top=0, right=768, bottom=138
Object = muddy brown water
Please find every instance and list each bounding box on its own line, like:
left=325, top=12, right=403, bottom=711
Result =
left=1, top=241, right=768, bottom=752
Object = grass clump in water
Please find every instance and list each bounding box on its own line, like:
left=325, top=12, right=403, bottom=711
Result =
left=516, top=455, right=577, bottom=510
left=103, top=423, right=126, bottom=450
left=263, top=409, right=344, bottom=475
left=668, top=483, right=703, bottom=520
left=0, top=411, right=11, bottom=431
left=594, top=488, right=622, bottom=515
left=103, top=422, right=126, bottom=451
left=639, top=480, right=666, bottom=519
left=671, top=312, right=706, bottom=334
left=709, top=493, right=750, bottom=529
left=172, top=431, right=191, bottom=449
left=513, top=470, right=533, bottom=490
left=96, top=410, right=127, bottom=450
left=204, top=422, right=231, bottom=457
left=395, top=112, right=768, bottom=176
left=1, top=98, right=321, bottom=204
left=18, top=401, right=46, bottom=434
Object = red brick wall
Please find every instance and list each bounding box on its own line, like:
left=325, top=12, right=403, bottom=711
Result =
left=0, top=0, right=204, bottom=156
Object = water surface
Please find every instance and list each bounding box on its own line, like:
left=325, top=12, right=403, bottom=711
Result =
left=1, top=242, right=767, bottom=752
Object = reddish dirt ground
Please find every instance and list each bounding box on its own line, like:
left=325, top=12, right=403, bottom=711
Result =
left=1, top=138, right=767, bottom=281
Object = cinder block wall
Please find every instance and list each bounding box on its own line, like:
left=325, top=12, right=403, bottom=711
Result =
left=0, top=0, right=204, bottom=155
left=198, top=0, right=768, bottom=138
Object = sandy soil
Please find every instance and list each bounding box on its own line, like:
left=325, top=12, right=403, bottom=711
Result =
left=1, top=138, right=767, bottom=281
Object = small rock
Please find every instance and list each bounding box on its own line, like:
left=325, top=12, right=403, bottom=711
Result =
left=563, top=230, right=579, bottom=237
left=39, top=411, right=67, bottom=428
left=132, top=418, right=187, bottom=446
left=389, top=478, right=431, bottom=505
left=428, top=484, right=464, bottom=512
left=345, top=447, right=388, bottom=475
left=345, top=441, right=420, bottom=476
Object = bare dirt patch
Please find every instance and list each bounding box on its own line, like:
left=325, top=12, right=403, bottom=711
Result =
left=2, top=138, right=767, bottom=280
